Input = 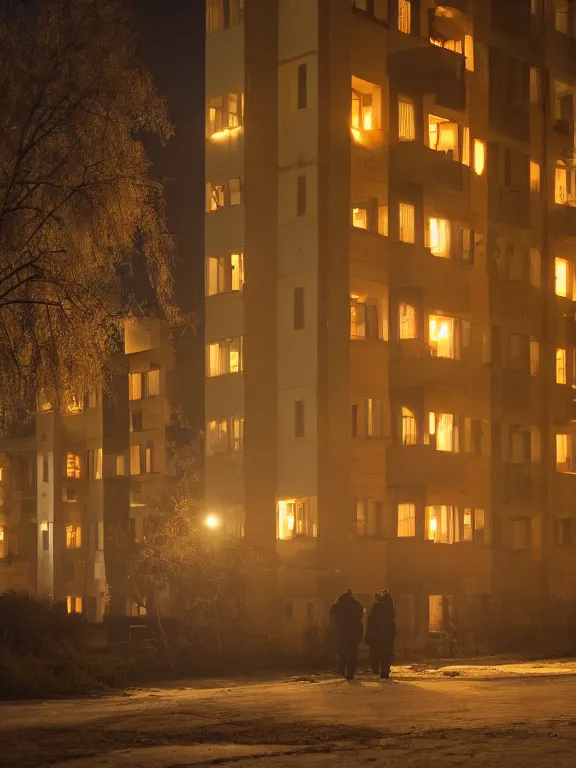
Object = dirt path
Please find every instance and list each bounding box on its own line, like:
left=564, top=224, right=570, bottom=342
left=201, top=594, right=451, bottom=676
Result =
left=1, top=662, right=576, bottom=767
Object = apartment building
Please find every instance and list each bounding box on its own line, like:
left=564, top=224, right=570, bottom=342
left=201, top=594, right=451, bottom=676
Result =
left=205, top=0, right=576, bottom=650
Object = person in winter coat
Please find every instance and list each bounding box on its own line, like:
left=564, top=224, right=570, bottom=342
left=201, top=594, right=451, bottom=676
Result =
left=365, top=590, right=396, bottom=679
left=329, top=589, right=364, bottom=680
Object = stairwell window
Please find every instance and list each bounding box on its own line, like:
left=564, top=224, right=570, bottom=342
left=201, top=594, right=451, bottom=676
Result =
left=427, top=218, right=450, bottom=258
left=398, top=0, right=411, bottom=33
left=65, top=525, right=82, bottom=549
left=530, top=338, right=540, bottom=376
left=208, top=338, right=243, bottom=376
left=399, top=202, right=415, bottom=243
left=397, top=503, right=416, bottom=537
left=399, top=303, right=416, bottom=339
left=402, top=407, right=417, bottom=445
left=350, top=295, right=381, bottom=339
left=398, top=97, right=415, bottom=141
left=556, top=348, right=567, bottom=384
left=426, top=505, right=456, bottom=544
left=530, top=161, right=541, bottom=193
left=297, top=63, right=307, bottom=109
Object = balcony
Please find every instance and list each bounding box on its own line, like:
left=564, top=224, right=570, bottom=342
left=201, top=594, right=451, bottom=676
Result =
left=550, top=384, right=576, bottom=424
left=489, top=188, right=530, bottom=230
left=552, top=205, right=576, bottom=242
left=390, top=352, right=469, bottom=393
left=387, top=444, right=473, bottom=489
left=388, top=43, right=466, bottom=111
left=389, top=143, right=470, bottom=215
left=388, top=242, right=472, bottom=314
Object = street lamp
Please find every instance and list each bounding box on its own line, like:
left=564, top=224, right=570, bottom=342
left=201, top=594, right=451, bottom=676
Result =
left=204, top=514, right=220, bottom=530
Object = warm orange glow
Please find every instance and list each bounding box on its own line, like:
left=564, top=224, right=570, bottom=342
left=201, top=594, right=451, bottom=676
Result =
left=473, top=139, right=486, bottom=175
left=205, top=514, right=221, bottom=529
left=352, top=207, right=368, bottom=229
left=428, top=218, right=450, bottom=257
left=556, top=348, right=567, bottom=384
left=429, top=315, right=454, bottom=358
left=555, top=258, right=569, bottom=297
left=210, top=126, right=243, bottom=142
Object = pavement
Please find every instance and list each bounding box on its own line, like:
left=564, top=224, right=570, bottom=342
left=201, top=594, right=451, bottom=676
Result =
left=1, top=658, right=576, bottom=767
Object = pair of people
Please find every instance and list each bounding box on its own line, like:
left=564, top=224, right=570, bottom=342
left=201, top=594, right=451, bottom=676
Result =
left=329, top=589, right=396, bottom=680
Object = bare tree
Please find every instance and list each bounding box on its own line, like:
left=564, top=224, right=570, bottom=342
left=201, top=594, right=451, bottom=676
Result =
left=0, top=0, right=175, bottom=424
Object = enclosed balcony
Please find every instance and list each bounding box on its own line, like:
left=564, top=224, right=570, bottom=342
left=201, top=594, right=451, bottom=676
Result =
left=388, top=43, right=466, bottom=111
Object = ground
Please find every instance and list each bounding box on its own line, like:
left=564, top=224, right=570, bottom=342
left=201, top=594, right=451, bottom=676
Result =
left=1, top=658, right=576, bottom=767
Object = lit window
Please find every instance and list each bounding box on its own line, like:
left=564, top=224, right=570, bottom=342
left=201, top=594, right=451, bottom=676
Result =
left=464, top=35, right=474, bottom=71
left=350, top=296, right=380, bottom=340
left=206, top=252, right=244, bottom=296
left=226, top=93, right=239, bottom=128
left=530, top=161, right=540, bottom=193
left=555, top=257, right=569, bottom=297
left=207, top=337, right=243, bottom=376
left=128, top=372, right=142, bottom=401
left=205, top=182, right=225, bottom=212
left=556, top=348, right=567, bottom=384
left=530, top=338, right=540, bottom=376
left=399, top=303, right=416, bottom=339
left=65, top=453, right=81, bottom=479
left=397, top=504, right=415, bottom=537
left=145, top=441, right=155, bottom=474
left=398, top=97, right=415, bottom=141
left=207, top=95, right=223, bottom=137
left=116, top=455, right=125, bottom=476
left=431, top=413, right=457, bottom=452
left=462, top=126, right=470, bottom=166
left=378, top=205, right=388, bottom=235
left=399, top=202, right=415, bottom=243
left=429, top=115, right=459, bottom=159
left=367, top=399, right=383, bottom=438
left=355, top=499, right=380, bottom=537
left=530, top=248, right=541, bottom=288
left=207, top=419, right=228, bottom=454
left=398, top=0, right=411, bottom=33
left=206, top=0, right=243, bottom=34
left=229, top=177, right=242, bottom=206
left=401, top=407, right=417, bottom=446
left=351, top=77, right=381, bottom=142
left=66, top=596, right=83, bottom=614
left=65, top=525, right=82, bottom=549
left=473, top=139, right=486, bottom=176
left=428, top=315, right=455, bottom=359
left=426, top=505, right=455, bottom=544
left=130, top=445, right=141, bottom=476
left=557, top=434, right=572, bottom=472
left=352, top=207, right=368, bottom=229
left=427, top=218, right=451, bottom=258
left=144, top=369, right=160, bottom=397
left=88, top=448, right=103, bottom=481
left=232, top=417, right=244, bottom=452
left=555, top=162, right=576, bottom=205
left=277, top=498, right=317, bottom=540
left=0, top=527, right=4, bottom=559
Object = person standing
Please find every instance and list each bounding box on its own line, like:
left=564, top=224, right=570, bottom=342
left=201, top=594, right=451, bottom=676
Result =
left=365, top=590, right=396, bottom=679
left=329, top=589, right=364, bottom=680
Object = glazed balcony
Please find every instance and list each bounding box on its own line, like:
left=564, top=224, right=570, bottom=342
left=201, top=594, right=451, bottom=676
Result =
left=390, top=352, right=469, bottom=393
left=552, top=205, right=576, bottom=242
left=388, top=43, right=466, bottom=111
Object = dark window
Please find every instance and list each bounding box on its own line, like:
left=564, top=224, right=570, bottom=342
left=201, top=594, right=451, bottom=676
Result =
left=42, top=528, right=49, bottom=551
left=297, top=63, right=307, bottom=109
left=556, top=518, right=572, bottom=546
left=132, top=412, right=143, bottom=432
left=42, top=456, right=49, bottom=483
left=297, top=175, right=307, bottom=217
left=295, top=400, right=305, bottom=438
left=294, top=286, right=305, bottom=330
left=285, top=600, right=294, bottom=619
left=351, top=404, right=359, bottom=437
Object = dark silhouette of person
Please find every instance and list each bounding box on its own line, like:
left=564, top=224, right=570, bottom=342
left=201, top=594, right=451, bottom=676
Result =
left=329, top=589, right=364, bottom=680
left=365, top=590, right=396, bottom=679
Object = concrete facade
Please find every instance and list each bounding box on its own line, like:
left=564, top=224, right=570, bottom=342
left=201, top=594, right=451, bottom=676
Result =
left=205, top=0, right=576, bottom=651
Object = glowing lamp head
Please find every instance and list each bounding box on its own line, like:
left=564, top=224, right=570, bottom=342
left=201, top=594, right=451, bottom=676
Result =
left=205, top=514, right=220, bottom=530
